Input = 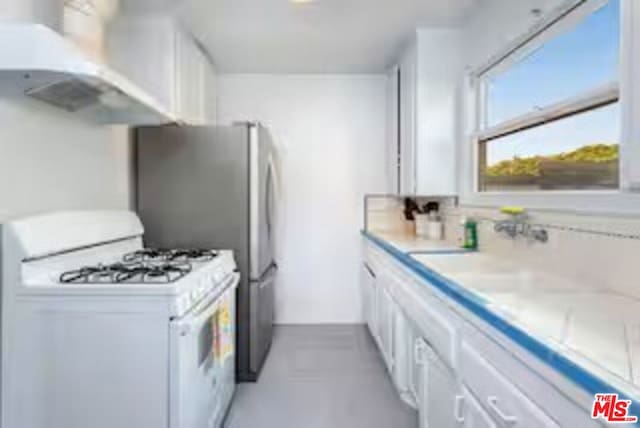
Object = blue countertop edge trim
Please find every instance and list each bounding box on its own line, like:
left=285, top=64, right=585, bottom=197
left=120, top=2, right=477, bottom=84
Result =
left=362, top=230, right=640, bottom=421
left=407, top=249, right=477, bottom=255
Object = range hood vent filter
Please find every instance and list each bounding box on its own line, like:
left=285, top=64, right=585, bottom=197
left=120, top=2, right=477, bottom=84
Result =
left=26, top=79, right=105, bottom=112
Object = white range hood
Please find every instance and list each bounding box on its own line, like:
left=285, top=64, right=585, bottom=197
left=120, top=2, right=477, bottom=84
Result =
left=0, top=23, right=177, bottom=125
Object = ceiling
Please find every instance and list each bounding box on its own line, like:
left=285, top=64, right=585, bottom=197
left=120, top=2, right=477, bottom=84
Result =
left=119, top=0, right=478, bottom=73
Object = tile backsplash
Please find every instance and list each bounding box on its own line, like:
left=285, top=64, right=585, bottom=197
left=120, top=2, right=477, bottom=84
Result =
left=364, top=195, right=457, bottom=235
left=443, top=206, right=640, bottom=300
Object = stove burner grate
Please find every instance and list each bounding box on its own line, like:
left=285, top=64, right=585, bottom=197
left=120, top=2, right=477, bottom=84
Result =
left=59, top=261, right=192, bottom=284
left=122, top=248, right=218, bottom=263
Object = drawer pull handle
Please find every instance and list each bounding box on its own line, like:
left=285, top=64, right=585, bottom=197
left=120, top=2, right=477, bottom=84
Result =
left=454, top=395, right=465, bottom=424
left=364, top=263, right=376, bottom=278
left=414, top=340, right=427, bottom=365
left=487, top=396, right=517, bottom=425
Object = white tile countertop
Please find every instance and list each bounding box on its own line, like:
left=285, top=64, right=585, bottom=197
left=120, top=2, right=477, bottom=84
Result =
left=364, top=231, right=640, bottom=404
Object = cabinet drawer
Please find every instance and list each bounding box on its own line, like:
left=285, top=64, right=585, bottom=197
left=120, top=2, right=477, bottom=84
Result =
left=461, top=321, right=603, bottom=428
left=461, top=341, right=560, bottom=428
left=363, top=241, right=386, bottom=273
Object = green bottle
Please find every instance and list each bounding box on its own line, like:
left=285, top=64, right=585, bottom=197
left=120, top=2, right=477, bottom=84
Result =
left=463, top=218, right=478, bottom=250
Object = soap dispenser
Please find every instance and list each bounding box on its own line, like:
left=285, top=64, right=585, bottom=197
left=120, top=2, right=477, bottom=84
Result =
left=462, top=218, right=478, bottom=250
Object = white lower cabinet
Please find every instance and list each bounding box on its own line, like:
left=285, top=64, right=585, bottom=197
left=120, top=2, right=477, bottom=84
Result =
left=461, top=387, right=497, bottom=428
left=416, top=338, right=461, bottom=428
left=361, top=240, right=597, bottom=428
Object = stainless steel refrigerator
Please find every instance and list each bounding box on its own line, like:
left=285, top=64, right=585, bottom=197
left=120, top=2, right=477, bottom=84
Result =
left=135, top=122, right=277, bottom=382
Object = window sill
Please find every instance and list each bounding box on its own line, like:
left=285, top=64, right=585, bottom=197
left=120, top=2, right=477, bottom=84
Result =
left=459, top=189, right=640, bottom=216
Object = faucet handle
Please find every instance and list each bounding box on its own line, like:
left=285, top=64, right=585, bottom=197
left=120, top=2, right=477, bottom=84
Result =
left=530, top=227, right=549, bottom=243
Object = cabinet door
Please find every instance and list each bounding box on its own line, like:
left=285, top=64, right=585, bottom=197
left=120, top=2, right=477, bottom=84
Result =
left=417, top=342, right=460, bottom=428
left=376, top=284, right=395, bottom=372
left=361, top=263, right=377, bottom=339
left=202, top=60, right=218, bottom=124
left=413, top=29, right=459, bottom=196
left=462, top=387, right=497, bottom=428
left=392, top=309, right=417, bottom=408
left=107, top=15, right=177, bottom=111
left=399, top=44, right=417, bottom=195
left=175, top=32, right=206, bottom=124
left=386, top=66, right=401, bottom=194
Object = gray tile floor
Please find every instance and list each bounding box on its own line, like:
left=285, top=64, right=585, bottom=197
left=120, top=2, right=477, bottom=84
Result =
left=225, top=324, right=418, bottom=428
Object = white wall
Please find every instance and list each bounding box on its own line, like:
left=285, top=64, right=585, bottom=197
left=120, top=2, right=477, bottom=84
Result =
left=0, top=99, right=131, bottom=221
left=217, top=74, right=387, bottom=324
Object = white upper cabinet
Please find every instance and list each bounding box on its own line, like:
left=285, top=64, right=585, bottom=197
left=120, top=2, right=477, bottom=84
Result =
left=202, top=53, right=218, bottom=124
left=0, top=0, right=61, bottom=29
left=174, top=32, right=214, bottom=125
left=107, top=16, right=176, bottom=112
left=399, top=44, right=418, bottom=195
left=388, top=28, right=461, bottom=195
left=107, top=14, right=217, bottom=125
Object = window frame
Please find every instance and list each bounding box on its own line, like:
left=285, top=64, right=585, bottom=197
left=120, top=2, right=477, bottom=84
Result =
left=460, top=0, right=640, bottom=214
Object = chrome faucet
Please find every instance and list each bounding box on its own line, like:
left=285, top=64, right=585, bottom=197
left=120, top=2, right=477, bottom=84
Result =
left=494, top=213, right=548, bottom=243
left=494, top=218, right=520, bottom=238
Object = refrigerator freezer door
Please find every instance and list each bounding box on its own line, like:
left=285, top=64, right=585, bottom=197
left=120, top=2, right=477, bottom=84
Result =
left=249, top=124, right=277, bottom=280
left=249, top=265, right=276, bottom=374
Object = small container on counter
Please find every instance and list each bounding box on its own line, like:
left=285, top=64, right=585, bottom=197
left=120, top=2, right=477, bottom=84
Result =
left=426, top=219, right=443, bottom=240
left=415, top=214, right=429, bottom=238
left=403, top=219, right=416, bottom=236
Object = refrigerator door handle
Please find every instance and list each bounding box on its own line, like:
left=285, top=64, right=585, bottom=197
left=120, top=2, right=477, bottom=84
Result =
left=256, top=262, right=278, bottom=283
left=265, top=161, right=273, bottom=240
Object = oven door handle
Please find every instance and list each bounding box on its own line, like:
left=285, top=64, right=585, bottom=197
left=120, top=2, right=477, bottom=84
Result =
left=175, top=272, right=240, bottom=337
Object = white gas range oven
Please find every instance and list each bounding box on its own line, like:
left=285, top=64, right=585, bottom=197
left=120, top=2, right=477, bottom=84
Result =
left=1, top=211, right=238, bottom=428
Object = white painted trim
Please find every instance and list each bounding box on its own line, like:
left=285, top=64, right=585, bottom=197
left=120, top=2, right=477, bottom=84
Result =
left=473, top=0, right=607, bottom=79
left=458, top=192, right=640, bottom=216
left=477, top=82, right=619, bottom=142
left=620, top=0, right=640, bottom=192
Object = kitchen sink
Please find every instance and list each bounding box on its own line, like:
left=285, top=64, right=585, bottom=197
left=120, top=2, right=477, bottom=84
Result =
left=450, top=271, right=575, bottom=294
left=411, top=253, right=580, bottom=294
left=412, top=253, right=523, bottom=275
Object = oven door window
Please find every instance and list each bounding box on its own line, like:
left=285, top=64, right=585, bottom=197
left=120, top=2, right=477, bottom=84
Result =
left=198, top=313, right=215, bottom=367
left=197, top=296, right=234, bottom=368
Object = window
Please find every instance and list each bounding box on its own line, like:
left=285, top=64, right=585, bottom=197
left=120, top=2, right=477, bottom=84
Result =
left=476, top=0, right=620, bottom=192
